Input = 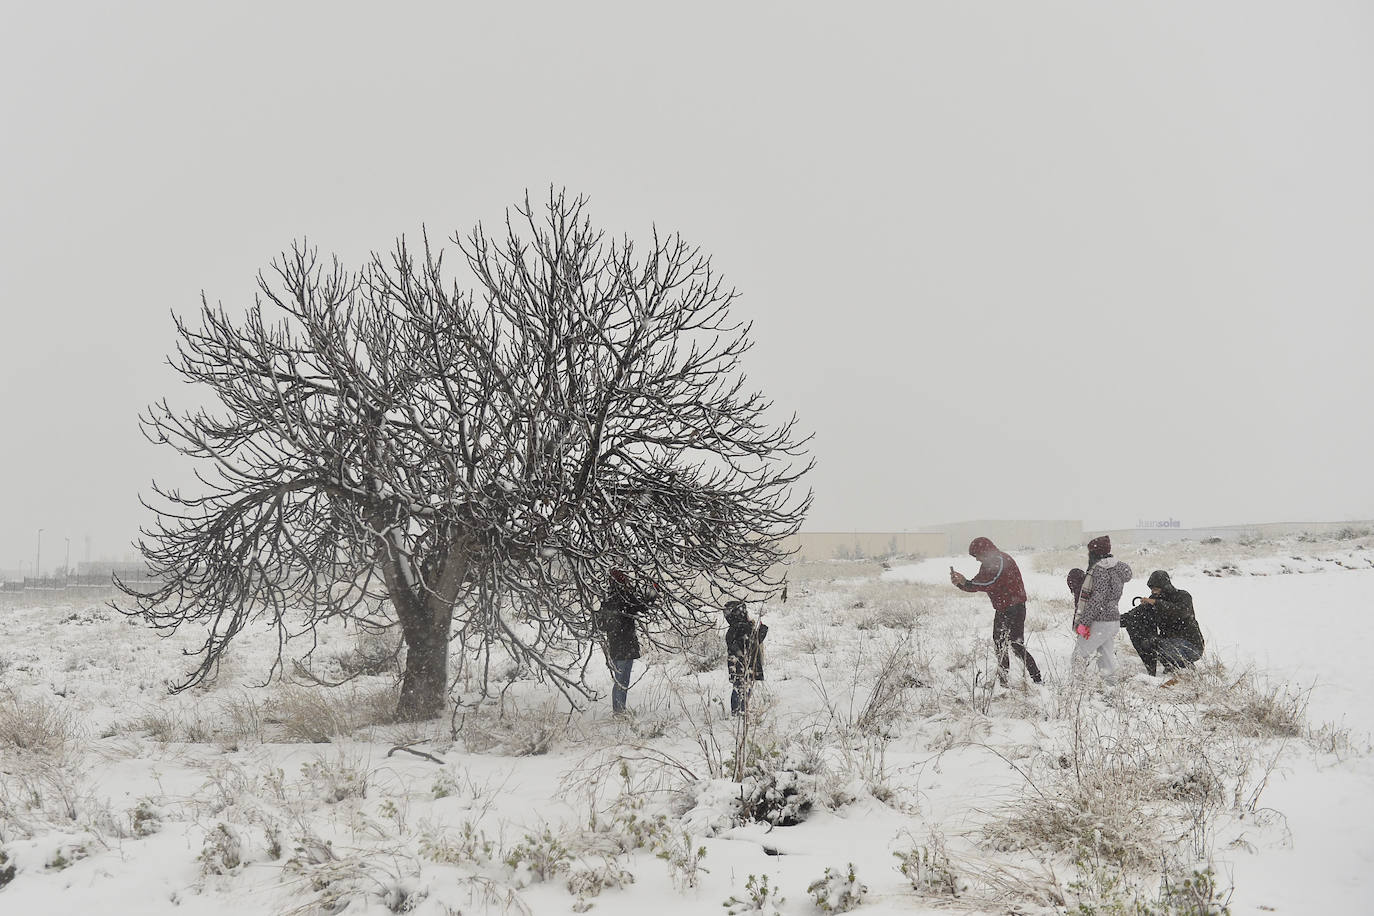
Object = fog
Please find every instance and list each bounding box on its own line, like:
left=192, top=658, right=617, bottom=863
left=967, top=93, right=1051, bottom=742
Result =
left=2, top=1, right=1371, bottom=573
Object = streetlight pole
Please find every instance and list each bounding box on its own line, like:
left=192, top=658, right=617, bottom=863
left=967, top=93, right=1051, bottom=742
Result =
left=36, top=528, right=43, bottom=579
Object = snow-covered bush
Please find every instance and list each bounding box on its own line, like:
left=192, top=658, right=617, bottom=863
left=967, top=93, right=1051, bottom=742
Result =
left=723, top=873, right=785, bottom=914
left=300, top=753, right=370, bottom=804
left=566, top=859, right=635, bottom=911
left=129, top=798, right=163, bottom=837
left=1200, top=667, right=1308, bottom=738
left=895, top=836, right=965, bottom=897
left=732, top=740, right=820, bottom=826
left=655, top=829, right=708, bottom=890
left=456, top=698, right=574, bottom=756
left=198, top=823, right=243, bottom=875
left=503, top=826, right=572, bottom=885
left=418, top=821, right=495, bottom=866
left=807, top=863, right=867, bottom=912
left=329, top=630, right=402, bottom=678
left=270, top=685, right=396, bottom=743
left=46, top=840, right=91, bottom=871
left=0, top=690, right=80, bottom=757
left=1068, top=851, right=1232, bottom=916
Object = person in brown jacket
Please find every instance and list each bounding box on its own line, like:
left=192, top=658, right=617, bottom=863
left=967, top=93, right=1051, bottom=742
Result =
left=951, top=537, right=1042, bottom=685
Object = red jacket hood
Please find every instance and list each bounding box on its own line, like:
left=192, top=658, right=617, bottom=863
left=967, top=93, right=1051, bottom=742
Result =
left=968, top=537, right=998, bottom=558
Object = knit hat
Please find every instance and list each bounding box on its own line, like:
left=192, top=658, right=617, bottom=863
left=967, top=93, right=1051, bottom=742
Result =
left=723, top=600, right=747, bottom=620
left=1146, top=570, right=1172, bottom=590
left=1087, top=535, right=1111, bottom=555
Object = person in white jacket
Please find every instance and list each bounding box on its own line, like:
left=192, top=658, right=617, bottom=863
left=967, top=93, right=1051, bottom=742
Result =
left=1072, top=535, right=1132, bottom=681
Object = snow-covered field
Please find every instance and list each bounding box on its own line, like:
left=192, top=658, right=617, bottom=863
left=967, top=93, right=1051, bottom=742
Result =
left=2, top=535, right=1373, bottom=915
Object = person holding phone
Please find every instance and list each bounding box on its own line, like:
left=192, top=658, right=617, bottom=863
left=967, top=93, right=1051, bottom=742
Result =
left=950, top=537, right=1042, bottom=686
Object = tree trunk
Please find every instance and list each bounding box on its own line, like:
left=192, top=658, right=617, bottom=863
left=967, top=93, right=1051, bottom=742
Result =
left=396, top=600, right=451, bottom=721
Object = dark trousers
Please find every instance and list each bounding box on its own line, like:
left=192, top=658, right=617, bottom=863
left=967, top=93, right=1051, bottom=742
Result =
left=609, top=658, right=634, bottom=712
left=1121, top=609, right=1201, bottom=676
left=993, top=602, right=1041, bottom=684
left=730, top=680, right=752, bottom=716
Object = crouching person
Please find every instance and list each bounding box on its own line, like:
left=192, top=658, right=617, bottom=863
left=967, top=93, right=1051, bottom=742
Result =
left=724, top=600, right=767, bottom=716
left=1121, top=570, right=1204, bottom=677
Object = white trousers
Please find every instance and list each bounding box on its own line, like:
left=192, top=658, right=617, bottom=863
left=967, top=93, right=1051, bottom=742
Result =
left=1072, top=620, right=1120, bottom=680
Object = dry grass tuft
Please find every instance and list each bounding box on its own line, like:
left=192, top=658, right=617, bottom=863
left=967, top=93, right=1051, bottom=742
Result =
left=455, top=699, right=580, bottom=756
left=268, top=684, right=398, bottom=743
left=0, top=690, right=82, bottom=758
left=1194, top=668, right=1309, bottom=739
left=850, top=580, right=937, bottom=630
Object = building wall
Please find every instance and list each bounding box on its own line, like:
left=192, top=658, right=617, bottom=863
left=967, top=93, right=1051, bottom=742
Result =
left=918, top=520, right=1085, bottom=554
left=785, top=521, right=1085, bottom=561
left=1089, top=519, right=1374, bottom=545
left=784, top=531, right=949, bottom=562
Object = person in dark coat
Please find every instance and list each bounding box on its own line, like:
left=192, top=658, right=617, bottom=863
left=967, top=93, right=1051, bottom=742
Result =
left=950, top=537, right=1042, bottom=686
left=599, top=569, right=647, bottom=714
left=723, top=600, right=768, bottom=715
left=1121, top=570, right=1204, bottom=676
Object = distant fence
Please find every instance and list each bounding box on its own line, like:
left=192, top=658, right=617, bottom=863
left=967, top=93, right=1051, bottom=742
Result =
left=1, top=572, right=160, bottom=591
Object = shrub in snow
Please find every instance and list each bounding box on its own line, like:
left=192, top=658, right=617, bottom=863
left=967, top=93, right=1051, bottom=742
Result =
left=1202, top=669, right=1308, bottom=739
left=46, top=841, right=91, bottom=871
left=566, top=860, right=635, bottom=911
left=330, top=630, right=402, bottom=678
left=457, top=699, right=571, bottom=756
left=807, top=863, right=867, bottom=912
left=283, top=842, right=409, bottom=913
left=0, top=848, right=16, bottom=888
left=735, top=750, right=816, bottom=827
left=1154, top=867, right=1232, bottom=915
left=1067, top=851, right=1232, bottom=916
left=609, top=797, right=669, bottom=852
left=198, top=823, right=243, bottom=875
left=655, top=829, right=709, bottom=890
left=300, top=755, right=369, bottom=803
left=270, top=685, right=395, bottom=743
left=379, top=879, right=425, bottom=914
left=418, top=821, right=495, bottom=866
left=431, top=768, right=460, bottom=799
left=503, top=827, right=572, bottom=885
left=129, top=798, right=163, bottom=837
left=894, top=840, right=965, bottom=897
left=723, top=873, right=786, bottom=914
left=0, top=690, right=80, bottom=757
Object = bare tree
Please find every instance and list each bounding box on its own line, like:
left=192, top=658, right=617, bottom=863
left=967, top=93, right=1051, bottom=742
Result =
left=119, top=190, right=811, bottom=720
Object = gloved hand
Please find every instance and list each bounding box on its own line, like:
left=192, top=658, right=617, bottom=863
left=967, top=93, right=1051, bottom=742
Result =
left=1075, top=623, right=1090, bottom=639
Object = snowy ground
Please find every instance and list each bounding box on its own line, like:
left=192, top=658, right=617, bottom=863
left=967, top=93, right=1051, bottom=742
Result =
left=2, top=535, right=1372, bottom=915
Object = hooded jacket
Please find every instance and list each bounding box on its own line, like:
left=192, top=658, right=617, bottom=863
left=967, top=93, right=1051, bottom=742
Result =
left=725, top=603, right=768, bottom=683
left=599, top=578, right=646, bottom=660
left=1144, top=570, right=1204, bottom=650
left=956, top=537, right=1027, bottom=611
left=1074, top=555, right=1133, bottom=627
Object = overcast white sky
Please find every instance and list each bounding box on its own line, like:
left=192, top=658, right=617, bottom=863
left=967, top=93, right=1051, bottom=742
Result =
left=2, top=2, right=1372, bottom=572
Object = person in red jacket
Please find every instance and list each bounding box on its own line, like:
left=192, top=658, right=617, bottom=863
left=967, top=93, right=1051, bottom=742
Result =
left=950, top=537, right=1042, bottom=685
